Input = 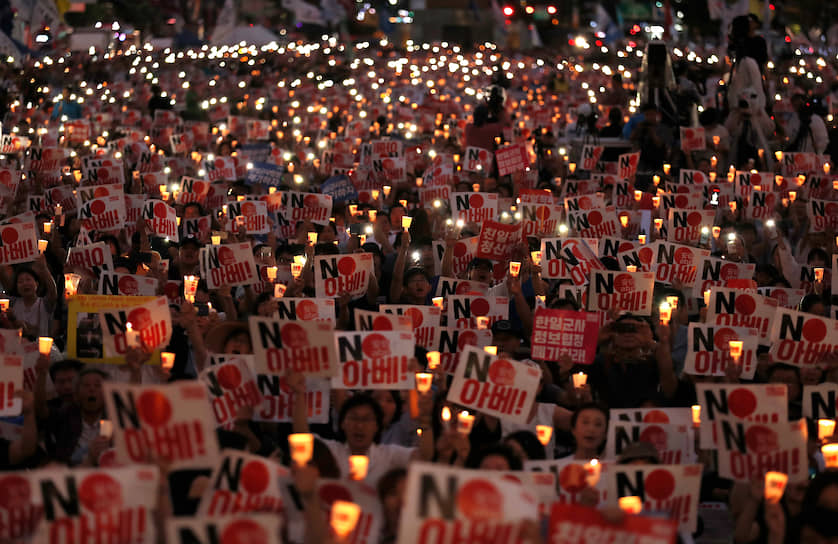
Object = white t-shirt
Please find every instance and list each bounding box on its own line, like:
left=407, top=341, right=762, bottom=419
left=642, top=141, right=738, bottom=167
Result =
left=12, top=297, right=51, bottom=337
left=320, top=438, right=414, bottom=485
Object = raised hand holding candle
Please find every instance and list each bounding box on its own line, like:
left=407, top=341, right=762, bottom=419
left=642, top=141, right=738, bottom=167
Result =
left=38, top=337, right=53, bottom=355
left=441, top=406, right=452, bottom=423
left=432, top=297, right=444, bottom=309
left=815, top=267, right=824, bottom=282
left=691, top=405, right=701, bottom=427
left=38, top=239, right=48, bottom=253
left=415, top=372, right=433, bottom=393
left=211, top=235, right=221, bottom=245
left=401, top=216, right=413, bottom=229
left=125, top=322, right=140, bottom=348
left=426, top=351, right=441, bottom=370
left=728, top=340, right=743, bottom=363
left=638, top=234, right=646, bottom=245
left=308, top=232, right=318, bottom=244
left=764, top=472, right=788, bottom=504
left=291, top=263, right=304, bottom=278
left=572, top=372, right=587, bottom=388
left=457, top=411, right=475, bottom=434
left=823, top=444, right=838, bottom=468
left=274, top=283, right=287, bottom=298
left=531, top=251, right=541, bottom=266
left=288, top=433, right=314, bottom=466
left=266, top=266, right=278, bottom=281
left=509, top=261, right=521, bottom=277
left=659, top=302, right=671, bottom=325
left=0, top=299, right=8, bottom=312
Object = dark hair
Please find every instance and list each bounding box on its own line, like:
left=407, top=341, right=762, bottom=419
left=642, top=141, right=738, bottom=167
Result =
left=78, top=368, right=109, bottom=383
left=466, top=443, right=523, bottom=471
left=505, top=430, right=546, bottom=461
left=800, top=293, right=827, bottom=314
left=570, top=402, right=609, bottom=429
left=403, top=267, right=430, bottom=286
left=377, top=467, right=407, bottom=502
left=807, top=248, right=829, bottom=266
left=338, top=393, right=384, bottom=443
left=183, top=202, right=204, bottom=216
left=251, top=292, right=274, bottom=315
left=49, top=359, right=84, bottom=382
left=10, top=267, right=41, bottom=298
left=799, top=470, right=838, bottom=538
left=376, top=390, right=404, bottom=428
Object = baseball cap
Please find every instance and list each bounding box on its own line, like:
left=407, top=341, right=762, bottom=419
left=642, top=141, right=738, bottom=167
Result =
left=468, top=257, right=493, bottom=271
left=492, top=319, right=522, bottom=337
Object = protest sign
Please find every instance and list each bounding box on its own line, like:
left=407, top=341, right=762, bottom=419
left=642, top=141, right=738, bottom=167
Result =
left=434, top=277, right=488, bottom=298
left=680, top=126, right=706, bottom=151
left=199, top=243, right=259, bottom=289
left=716, top=419, right=808, bottom=483
left=199, top=358, right=262, bottom=427
left=203, top=156, right=236, bottom=182
left=99, top=296, right=172, bottom=357
left=0, top=222, right=38, bottom=265
left=693, top=256, right=755, bottom=298
left=520, top=190, right=560, bottom=237
left=802, top=383, right=838, bottom=420
left=78, top=195, right=126, bottom=232
left=380, top=304, right=441, bottom=349
left=139, top=200, right=178, bottom=241
left=166, top=514, right=281, bottom=544
left=0, top=355, right=22, bottom=416
left=432, top=237, right=478, bottom=277
left=746, top=190, right=780, bottom=221
left=197, top=450, right=288, bottom=516
left=768, top=307, right=838, bottom=368
left=606, top=464, right=702, bottom=532
left=245, top=161, right=285, bottom=190
left=618, top=151, right=640, bottom=180
left=314, top=253, right=373, bottom=299
left=683, top=324, right=760, bottom=380
left=610, top=408, right=692, bottom=426
left=332, top=331, right=415, bottom=390
left=586, top=270, right=655, bottom=316
left=549, top=502, right=677, bottom=544
left=281, top=191, right=332, bottom=225
left=807, top=199, right=838, bottom=232
left=524, top=458, right=609, bottom=506
left=707, top=288, right=776, bottom=341
left=495, top=143, right=530, bottom=176
left=567, top=206, right=620, bottom=238
left=98, top=272, right=158, bottom=296
left=605, top=421, right=696, bottom=464
left=463, top=146, right=493, bottom=173
left=476, top=220, right=522, bottom=261
left=757, top=287, right=806, bottom=309
left=563, top=192, right=607, bottom=214
left=0, top=472, right=39, bottom=542
left=652, top=242, right=709, bottom=287
left=254, top=376, right=330, bottom=424
left=450, top=192, right=498, bottom=223
left=434, top=328, right=493, bottom=374
left=446, top=294, right=509, bottom=329
left=104, top=381, right=220, bottom=468
left=580, top=145, right=604, bottom=171
left=275, top=297, right=336, bottom=325
left=540, top=237, right=603, bottom=283
left=182, top=216, right=213, bottom=241
left=447, top=346, right=541, bottom=424
left=396, top=462, right=538, bottom=544
left=249, top=316, right=337, bottom=377
left=665, top=209, right=715, bottom=244
left=354, top=310, right=413, bottom=332
left=176, top=177, right=211, bottom=205
left=30, top=465, right=160, bottom=544
left=531, top=308, right=599, bottom=364
left=696, top=383, right=788, bottom=448
left=320, top=174, right=359, bottom=202
left=226, top=200, right=270, bottom=235
left=67, top=295, right=162, bottom=365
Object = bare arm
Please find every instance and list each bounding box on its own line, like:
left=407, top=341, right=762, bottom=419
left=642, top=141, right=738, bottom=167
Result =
left=289, top=372, right=309, bottom=434
left=8, top=391, right=37, bottom=465
left=389, top=231, right=409, bottom=303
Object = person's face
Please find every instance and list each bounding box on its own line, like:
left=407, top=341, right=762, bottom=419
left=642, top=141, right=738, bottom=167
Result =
left=572, top=408, right=607, bottom=453
left=341, top=404, right=378, bottom=452
left=371, top=391, right=397, bottom=427
left=224, top=332, right=252, bottom=355
left=769, top=369, right=801, bottom=400
left=16, top=273, right=38, bottom=298
left=419, top=247, right=435, bottom=272
left=382, top=477, right=406, bottom=529
left=257, top=299, right=277, bottom=317
left=53, top=369, right=78, bottom=400
left=405, top=274, right=430, bottom=300
left=613, top=319, right=652, bottom=351
left=183, top=206, right=201, bottom=220
left=469, top=265, right=492, bottom=284
left=493, top=333, right=520, bottom=357
left=479, top=454, right=511, bottom=471
left=390, top=208, right=405, bottom=227
left=77, top=373, right=104, bottom=414
left=319, top=225, right=336, bottom=244
left=179, top=245, right=200, bottom=267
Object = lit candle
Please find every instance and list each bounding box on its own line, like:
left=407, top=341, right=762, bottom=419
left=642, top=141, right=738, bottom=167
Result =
left=291, top=263, right=303, bottom=278
left=712, top=135, right=720, bottom=147
left=432, top=297, right=444, bottom=309
left=55, top=204, right=62, bottom=216
left=764, top=472, right=788, bottom=504
left=483, top=345, right=497, bottom=355
left=652, top=175, right=660, bottom=186
left=99, top=419, right=114, bottom=439
left=712, top=226, right=721, bottom=239
left=64, top=273, right=80, bottom=298
left=568, top=163, right=576, bottom=174
left=383, top=185, right=391, bottom=197
left=371, top=189, right=380, bottom=200
left=572, top=372, right=587, bottom=388
left=659, top=302, right=671, bottom=325
left=125, top=322, right=140, bottom=348
left=704, top=290, right=711, bottom=307
left=44, top=222, right=52, bottom=234
left=211, top=235, right=221, bottom=245
left=264, top=266, right=277, bottom=282
left=402, top=216, right=413, bottom=230
left=288, top=433, right=314, bottom=466
left=427, top=351, right=440, bottom=370
left=441, top=406, right=452, bottom=422
left=654, top=218, right=663, bottom=230
left=815, top=267, right=824, bottom=282
left=509, top=261, right=521, bottom=277
left=274, top=283, right=287, bottom=298
left=797, top=175, right=806, bottom=187
left=348, top=204, right=358, bottom=216
left=818, top=419, right=836, bottom=441
left=38, top=239, right=48, bottom=253
left=619, top=496, right=643, bottom=514
left=728, top=340, right=743, bottom=363
left=308, top=232, right=318, bottom=245
left=476, top=316, right=490, bottom=330
left=788, top=191, right=797, bottom=202
left=472, top=183, right=481, bottom=192
left=399, top=199, right=408, bottom=208
left=729, top=201, right=737, bottom=213
left=535, top=425, right=552, bottom=446
left=531, top=251, right=541, bottom=266
left=663, top=163, right=671, bottom=175
left=331, top=501, right=361, bottom=538
left=823, top=444, right=838, bottom=468
left=666, top=296, right=679, bottom=310
left=0, top=299, right=8, bottom=312
left=415, top=372, right=433, bottom=393
left=620, top=215, right=629, bottom=228
left=585, top=459, right=601, bottom=486
left=638, top=234, right=646, bottom=245
left=161, top=352, right=175, bottom=370
left=38, top=336, right=53, bottom=355
left=634, top=190, right=642, bottom=201
left=626, top=265, right=637, bottom=273
left=349, top=455, right=369, bottom=481
left=775, top=151, right=783, bottom=162
left=691, top=405, right=701, bottom=427
left=457, top=411, right=475, bottom=434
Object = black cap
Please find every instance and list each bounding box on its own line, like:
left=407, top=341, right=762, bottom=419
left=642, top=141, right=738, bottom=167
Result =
left=492, top=319, right=522, bottom=337
left=179, top=236, right=203, bottom=248
left=468, top=257, right=493, bottom=271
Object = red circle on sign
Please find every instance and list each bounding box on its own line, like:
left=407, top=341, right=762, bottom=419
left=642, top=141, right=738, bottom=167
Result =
left=728, top=388, right=758, bottom=418
left=94, top=187, right=109, bottom=198
left=220, top=519, right=269, bottom=544
left=714, top=327, right=738, bottom=351
left=803, top=319, right=827, bottom=342
left=721, top=264, right=739, bottom=281
left=0, top=475, right=30, bottom=509
left=119, top=276, right=139, bottom=295
left=558, top=464, right=588, bottom=494
left=453, top=242, right=468, bottom=258
left=478, top=150, right=488, bottom=160
left=587, top=210, right=602, bottom=226
left=405, top=307, right=423, bottom=328
left=214, top=158, right=226, bottom=168
left=535, top=206, right=551, bottom=220
left=457, top=480, right=503, bottom=521
left=218, top=246, right=236, bottom=266
left=338, top=257, right=356, bottom=276
left=372, top=316, right=393, bottom=330
left=827, top=203, right=838, bottom=216
left=362, top=333, right=391, bottom=358
left=614, top=273, right=634, bottom=294
left=469, top=194, right=484, bottom=208
left=578, top=196, right=592, bottom=209
left=488, top=359, right=516, bottom=386
left=303, top=194, right=318, bottom=207
left=458, top=330, right=478, bottom=349
left=193, top=181, right=206, bottom=194
left=645, top=469, right=675, bottom=500
left=154, top=202, right=168, bottom=217
left=745, top=425, right=780, bottom=455
left=216, top=363, right=242, bottom=389
left=674, top=248, right=693, bottom=266
left=280, top=323, right=309, bottom=349
left=128, top=307, right=152, bottom=331
left=136, top=390, right=172, bottom=427
left=642, top=410, right=670, bottom=423
left=296, top=300, right=319, bottom=321
left=687, top=212, right=702, bottom=227
left=639, top=425, right=668, bottom=452
left=470, top=298, right=490, bottom=316
left=240, top=461, right=270, bottom=494
left=79, top=473, right=123, bottom=512
left=675, top=195, right=688, bottom=208
left=639, top=247, right=653, bottom=263
left=242, top=202, right=257, bottom=216
left=734, top=295, right=756, bottom=315
left=90, top=200, right=106, bottom=215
